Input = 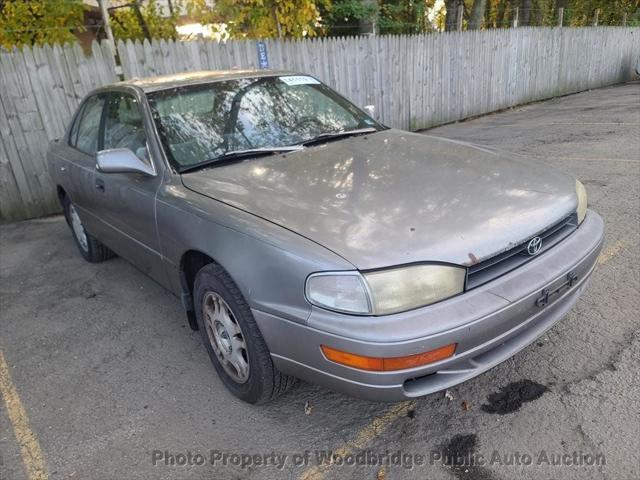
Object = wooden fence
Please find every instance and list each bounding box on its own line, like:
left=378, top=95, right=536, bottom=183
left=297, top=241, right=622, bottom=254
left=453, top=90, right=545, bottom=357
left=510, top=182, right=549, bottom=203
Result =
left=1, top=27, right=638, bottom=221
left=0, top=42, right=116, bottom=221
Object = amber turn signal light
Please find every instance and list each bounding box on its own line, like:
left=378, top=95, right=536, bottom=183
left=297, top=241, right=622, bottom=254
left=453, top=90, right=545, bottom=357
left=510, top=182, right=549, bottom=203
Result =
left=320, top=343, right=457, bottom=371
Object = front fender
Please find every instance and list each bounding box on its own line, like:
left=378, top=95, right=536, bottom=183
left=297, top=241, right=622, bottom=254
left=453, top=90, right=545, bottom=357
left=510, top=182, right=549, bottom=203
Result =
left=156, top=180, right=354, bottom=324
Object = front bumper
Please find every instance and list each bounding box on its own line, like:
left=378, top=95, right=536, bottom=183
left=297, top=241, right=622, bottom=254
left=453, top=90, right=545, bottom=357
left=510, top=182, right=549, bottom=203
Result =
left=253, top=210, right=604, bottom=401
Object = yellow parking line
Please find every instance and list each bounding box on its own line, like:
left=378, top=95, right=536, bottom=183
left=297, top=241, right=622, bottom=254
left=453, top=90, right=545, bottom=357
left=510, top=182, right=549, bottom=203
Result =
left=597, top=240, right=626, bottom=265
left=0, top=350, right=48, bottom=480
left=299, top=400, right=415, bottom=480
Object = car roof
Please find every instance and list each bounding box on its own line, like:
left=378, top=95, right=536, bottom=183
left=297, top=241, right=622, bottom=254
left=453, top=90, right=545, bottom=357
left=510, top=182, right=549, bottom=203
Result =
left=111, top=69, right=298, bottom=93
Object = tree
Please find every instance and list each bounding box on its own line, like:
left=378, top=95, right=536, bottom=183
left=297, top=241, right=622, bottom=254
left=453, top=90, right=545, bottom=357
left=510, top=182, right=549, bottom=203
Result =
left=520, top=0, right=533, bottom=25
left=110, top=0, right=180, bottom=41
left=444, top=0, right=464, bottom=30
left=0, top=0, right=85, bottom=49
left=483, top=0, right=639, bottom=28
left=377, top=0, right=429, bottom=34
left=322, top=0, right=442, bottom=36
left=563, top=0, right=639, bottom=26
left=204, top=0, right=327, bottom=39
left=320, top=0, right=378, bottom=36
left=469, top=0, right=488, bottom=28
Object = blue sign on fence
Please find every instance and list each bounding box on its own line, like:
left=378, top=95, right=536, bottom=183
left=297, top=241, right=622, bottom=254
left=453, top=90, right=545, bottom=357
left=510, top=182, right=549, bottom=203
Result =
left=257, top=41, right=269, bottom=69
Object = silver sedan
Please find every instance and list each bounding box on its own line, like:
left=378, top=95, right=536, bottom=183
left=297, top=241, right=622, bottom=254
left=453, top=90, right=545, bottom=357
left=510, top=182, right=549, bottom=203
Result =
left=48, top=71, right=604, bottom=403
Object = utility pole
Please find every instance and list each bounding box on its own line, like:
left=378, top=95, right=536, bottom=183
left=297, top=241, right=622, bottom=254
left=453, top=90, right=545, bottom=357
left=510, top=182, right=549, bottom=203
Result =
left=97, top=0, right=115, bottom=47
left=557, top=7, right=564, bottom=27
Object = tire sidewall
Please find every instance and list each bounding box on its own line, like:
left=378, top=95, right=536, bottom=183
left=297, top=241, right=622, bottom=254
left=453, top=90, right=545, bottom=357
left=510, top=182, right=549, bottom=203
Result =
left=194, top=266, right=272, bottom=403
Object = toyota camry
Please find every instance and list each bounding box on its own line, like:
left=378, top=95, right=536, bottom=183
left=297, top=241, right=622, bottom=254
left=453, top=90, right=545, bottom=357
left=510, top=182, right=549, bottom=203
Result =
left=48, top=71, right=604, bottom=403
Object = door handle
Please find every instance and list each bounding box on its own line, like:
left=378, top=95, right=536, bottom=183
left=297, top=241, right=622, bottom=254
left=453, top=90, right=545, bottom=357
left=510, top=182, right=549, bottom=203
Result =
left=95, top=178, right=105, bottom=192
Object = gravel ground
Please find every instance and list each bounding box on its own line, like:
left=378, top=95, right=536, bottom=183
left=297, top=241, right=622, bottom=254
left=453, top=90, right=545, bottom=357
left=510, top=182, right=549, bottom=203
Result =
left=1, top=82, right=639, bottom=480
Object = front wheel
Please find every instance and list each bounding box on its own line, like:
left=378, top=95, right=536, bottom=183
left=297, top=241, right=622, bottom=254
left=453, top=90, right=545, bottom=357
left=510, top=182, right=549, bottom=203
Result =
left=62, top=197, right=113, bottom=263
left=194, top=263, right=295, bottom=404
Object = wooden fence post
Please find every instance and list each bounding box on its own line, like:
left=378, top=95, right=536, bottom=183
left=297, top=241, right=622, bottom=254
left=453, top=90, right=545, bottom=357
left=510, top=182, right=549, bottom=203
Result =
left=622, top=13, right=627, bottom=26
left=456, top=6, right=464, bottom=32
left=557, top=7, right=564, bottom=27
left=593, top=9, right=599, bottom=27
left=513, top=7, right=519, bottom=28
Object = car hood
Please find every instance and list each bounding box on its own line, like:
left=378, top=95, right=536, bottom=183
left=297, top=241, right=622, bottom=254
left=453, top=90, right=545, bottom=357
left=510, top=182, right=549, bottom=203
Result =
left=181, top=129, right=578, bottom=270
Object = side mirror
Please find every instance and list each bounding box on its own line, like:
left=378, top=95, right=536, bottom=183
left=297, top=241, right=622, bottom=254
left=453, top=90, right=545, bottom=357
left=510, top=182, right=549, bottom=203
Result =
left=96, top=148, right=155, bottom=176
left=363, top=104, right=376, bottom=119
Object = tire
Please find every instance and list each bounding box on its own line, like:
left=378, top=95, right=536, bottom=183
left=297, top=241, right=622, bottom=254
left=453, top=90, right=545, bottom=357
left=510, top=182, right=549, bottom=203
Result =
left=62, top=196, right=114, bottom=263
left=194, top=263, right=296, bottom=404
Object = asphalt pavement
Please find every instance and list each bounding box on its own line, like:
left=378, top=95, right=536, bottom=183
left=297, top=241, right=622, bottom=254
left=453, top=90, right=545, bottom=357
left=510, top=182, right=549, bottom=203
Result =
left=1, top=82, right=639, bottom=480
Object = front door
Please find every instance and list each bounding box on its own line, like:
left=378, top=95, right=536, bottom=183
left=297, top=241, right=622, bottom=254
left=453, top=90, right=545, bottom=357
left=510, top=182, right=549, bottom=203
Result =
left=92, top=90, right=168, bottom=286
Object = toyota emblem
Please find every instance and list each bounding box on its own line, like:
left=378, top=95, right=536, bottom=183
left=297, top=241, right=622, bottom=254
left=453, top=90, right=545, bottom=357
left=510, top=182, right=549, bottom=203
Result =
left=527, top=236, right=543, bottom=256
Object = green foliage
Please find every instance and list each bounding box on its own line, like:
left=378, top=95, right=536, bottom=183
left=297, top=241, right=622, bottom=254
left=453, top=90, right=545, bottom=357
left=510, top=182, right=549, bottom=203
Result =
left=563, top=0, right=639, bottom=26
left=329, top=0, right=378, bottom=21
left=378, top=0, right=429, bottom=34
left=0, top=0, right=85, bottom=49
left=324, top=0, right=639, bottom=34
left=628, top=7, right=640, bottom=25
left=208, top=0, right=328, bottom=39
left=1, top=0, right=637, bottom=51
left=320, top=0, right=378, bottom=36
left=322, top=0, right=442, bottom=35
left=111, top=0, right=180, bottom=41
left=484, top=0, right=638, bottom=28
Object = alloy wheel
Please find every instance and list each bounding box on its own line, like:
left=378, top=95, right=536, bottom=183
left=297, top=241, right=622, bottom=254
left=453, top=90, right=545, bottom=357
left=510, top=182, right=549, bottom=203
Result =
left=69, top=204, right=88, bottom=252
left=203, top=291, right=250, bottom=383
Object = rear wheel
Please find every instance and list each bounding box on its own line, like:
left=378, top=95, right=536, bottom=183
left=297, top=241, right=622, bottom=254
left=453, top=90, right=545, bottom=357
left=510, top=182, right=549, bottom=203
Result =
left=62, top=196, right=113, bottom=263
left=194, top=263, right=295, bottom=403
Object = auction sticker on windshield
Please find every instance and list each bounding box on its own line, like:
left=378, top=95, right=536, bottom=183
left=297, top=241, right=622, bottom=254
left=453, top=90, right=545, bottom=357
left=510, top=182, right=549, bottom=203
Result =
left=279, top=75, right=321, bottom=86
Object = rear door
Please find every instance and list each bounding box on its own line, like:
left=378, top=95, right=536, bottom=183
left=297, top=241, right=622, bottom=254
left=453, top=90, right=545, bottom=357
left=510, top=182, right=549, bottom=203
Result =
left=53, top=93, right=107, bottom=235
left=92, top=90, right=168, bottom=285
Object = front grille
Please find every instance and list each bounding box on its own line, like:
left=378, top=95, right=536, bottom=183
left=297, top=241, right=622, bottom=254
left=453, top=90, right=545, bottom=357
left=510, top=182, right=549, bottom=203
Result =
left=466, top=213, right=578, bottom=290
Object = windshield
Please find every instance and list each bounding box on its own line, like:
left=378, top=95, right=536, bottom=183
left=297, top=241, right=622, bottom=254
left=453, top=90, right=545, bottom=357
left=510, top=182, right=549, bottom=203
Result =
left=147, top=75, right=383, bottom=171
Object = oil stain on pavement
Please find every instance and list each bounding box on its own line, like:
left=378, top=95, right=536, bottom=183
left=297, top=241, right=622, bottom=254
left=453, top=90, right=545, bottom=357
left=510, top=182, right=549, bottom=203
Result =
left=480, top=379, right=548, bottom=415
left=438, top=434, right=496, bottom=480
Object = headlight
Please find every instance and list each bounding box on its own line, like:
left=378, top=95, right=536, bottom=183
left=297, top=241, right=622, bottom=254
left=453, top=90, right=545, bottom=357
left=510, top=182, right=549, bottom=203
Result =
left=576, top=179, right=587, bottom=224
left=305, top=273, right=371, bottom=314
left=305, top=265, right=466, bottom=316
left=363, top=265, right=466, bottom=315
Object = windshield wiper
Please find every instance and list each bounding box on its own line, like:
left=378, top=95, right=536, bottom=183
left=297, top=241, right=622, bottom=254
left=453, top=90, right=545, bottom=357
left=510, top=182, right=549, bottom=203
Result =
left=179, top=129, right=377, bottom=173
left=180, top=146, right=303, bottom=173
left=297, top=127, right=378, bottom=147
